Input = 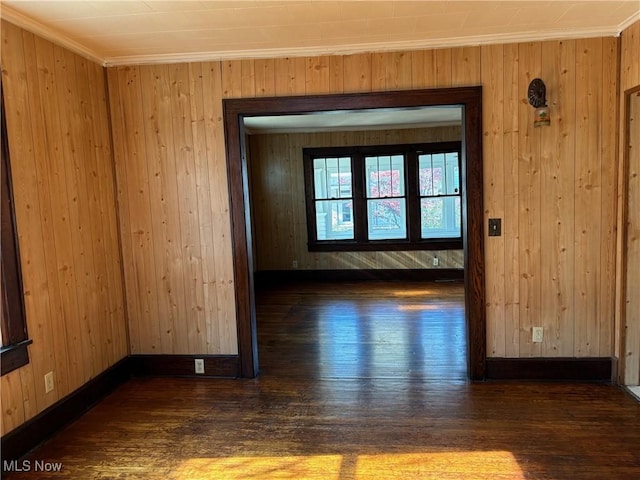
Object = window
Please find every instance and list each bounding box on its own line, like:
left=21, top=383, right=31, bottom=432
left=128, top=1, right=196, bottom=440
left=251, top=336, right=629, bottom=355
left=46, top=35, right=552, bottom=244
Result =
left=1, top=84, right=31, bottom=376
left=418, top=150, right=461, bottom=239
left=304, top=142, right=462, bottom=251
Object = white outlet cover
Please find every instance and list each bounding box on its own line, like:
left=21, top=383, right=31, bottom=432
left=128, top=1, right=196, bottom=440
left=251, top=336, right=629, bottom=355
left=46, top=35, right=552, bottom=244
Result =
left=532, top=327, right=544, bottom=343
left=44, top=372, right=55, bottom=393
left=194, top=359, right=205, bottom=374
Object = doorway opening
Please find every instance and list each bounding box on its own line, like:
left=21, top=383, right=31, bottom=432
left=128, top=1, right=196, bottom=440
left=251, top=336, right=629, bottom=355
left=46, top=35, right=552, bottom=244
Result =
left=223, top=87, right=485, bottom=380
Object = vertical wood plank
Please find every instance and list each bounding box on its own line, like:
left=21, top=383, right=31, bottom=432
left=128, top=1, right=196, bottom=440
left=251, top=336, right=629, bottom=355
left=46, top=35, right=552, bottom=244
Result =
left=72, top=53, right=106, bottom=373
left=385, top=51, right=413, bottom=90
left=305, top=55, right=330, bottom=95
left=78, top=56, right=111, bottom=370
left=0, top=370, right=25, bottom=435
left=371, top=52, right=386, bottom=91
left=54, top=45, right=94, bottom=384
left=329, top=55, right=344, bottom=93
left=241, top=59, right=256, bottom=97
left=36, top=38, right=85, bottom=389
left=481, top=43, right=506, bottom=357
left=189, top=61, right=220, bottom=354
left=502, top=43, right=520, bottom=357
left=20, top=30, right=71, bottom=396
left=274, top=57, right=306, bottom=96
left=139, top=64, right=181, bottom=354
left=574, top=38, right=603, bottom=357
left=540, top=40, right=576, bottom=357
left=202, top=60, right=238, bottom=354
left=621, top=21, right=639, bottom=89
left=254, top=58, right=276, bottom=97
left=221, top=60, right=242, bottom=98
left=599, top=37, right=618, bottom=357
left=118, top=65, right=162, bottom=353
left=343, top=53, right=372, bottom=93
left=169, top=63, right=207, bottom=354
left=434, top=48, right=453, bottom=87
left=452, top=47, right=481, bottom=86
left=517, top=42, right=542, bottom=357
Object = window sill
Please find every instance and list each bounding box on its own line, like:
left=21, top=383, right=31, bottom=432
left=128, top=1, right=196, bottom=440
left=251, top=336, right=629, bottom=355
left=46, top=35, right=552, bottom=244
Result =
left=308, top=239, right=463, bottom=252
left=1, top=339, right=32, bottom=376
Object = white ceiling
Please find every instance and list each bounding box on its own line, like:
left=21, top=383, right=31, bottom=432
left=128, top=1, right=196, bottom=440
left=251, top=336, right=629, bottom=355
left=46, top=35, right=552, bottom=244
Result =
left=1, top=1, right=639, bottom=66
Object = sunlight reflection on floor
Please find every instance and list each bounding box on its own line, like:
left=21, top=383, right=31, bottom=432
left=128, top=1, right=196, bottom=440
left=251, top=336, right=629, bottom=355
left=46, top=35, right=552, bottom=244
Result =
left=171, top=451, right=524, bottom=480
left=391, top=289, right=438, bottom=297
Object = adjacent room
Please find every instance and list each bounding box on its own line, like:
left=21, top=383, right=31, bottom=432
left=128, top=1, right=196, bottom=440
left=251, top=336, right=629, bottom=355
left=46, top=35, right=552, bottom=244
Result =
left=1, top=1, right=639, bottom=479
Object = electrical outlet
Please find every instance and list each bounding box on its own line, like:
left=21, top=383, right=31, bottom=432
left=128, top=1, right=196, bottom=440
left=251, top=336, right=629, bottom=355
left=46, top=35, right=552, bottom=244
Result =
left=44, top=371, right=55, bottom=393
left=292, top=260, right=298, bottom=269
left=432, top=257, right=439, bottom=267
left=532, top=327, right=544, bottom=343
left=194, top=358, right=205, bottom=374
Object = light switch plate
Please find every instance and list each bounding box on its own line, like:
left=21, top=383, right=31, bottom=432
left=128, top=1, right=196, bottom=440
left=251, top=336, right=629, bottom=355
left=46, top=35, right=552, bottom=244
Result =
left=488, top=218, right=502, bottom=237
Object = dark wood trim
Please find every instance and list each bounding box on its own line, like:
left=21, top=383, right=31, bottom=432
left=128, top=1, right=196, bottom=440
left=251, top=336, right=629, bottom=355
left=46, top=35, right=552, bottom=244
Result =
left=307, top=240, right=463, bottom=252
left=0, top=357, right=131, bottom=463
left=254, top=268, right=464, bottom=286
left=223, top=87, right=485, bottom=380
left=486, top=357, right=613, bottom=382
left=130, top=355, right=240, bottom=378
left=1, top=81, right=31, bottom=375
left=462, top=96, right=486, bottom=381
left=224, top=101, right=258, bottom=379
left=0, top=339, right=33, bottom=376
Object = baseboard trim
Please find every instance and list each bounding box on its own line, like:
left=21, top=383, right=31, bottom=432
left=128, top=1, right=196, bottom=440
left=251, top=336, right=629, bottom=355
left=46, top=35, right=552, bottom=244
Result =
left=254, top=268, right=464, bottom=285
left=0, top=357, right=131, bottom=464
left=130, top=354, right=240, bottom=378
left=486, top=357, right=613, bottom=382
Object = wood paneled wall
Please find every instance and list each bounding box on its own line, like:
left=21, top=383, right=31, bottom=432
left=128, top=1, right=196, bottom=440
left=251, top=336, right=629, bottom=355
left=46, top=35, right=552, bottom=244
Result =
left=483, top=38, right=618, bottom=359
left=108, top=37, right=619, bottom=360
left=106, top=63, right=238, bottom=356
left=0, top=21, right=128, bottom=435
left=619, top=20, right=640, bottom=385
left=248, top=127, right=464, bottom=271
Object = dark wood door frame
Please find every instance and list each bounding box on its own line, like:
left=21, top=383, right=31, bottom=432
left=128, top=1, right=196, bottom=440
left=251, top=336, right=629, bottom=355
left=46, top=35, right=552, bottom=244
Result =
left=223, top=87, right=486, bottom=380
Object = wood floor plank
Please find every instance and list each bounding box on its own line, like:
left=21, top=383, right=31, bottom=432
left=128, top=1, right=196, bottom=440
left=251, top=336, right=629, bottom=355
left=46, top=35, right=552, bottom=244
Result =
left=5, top=281, right=639, bottom=479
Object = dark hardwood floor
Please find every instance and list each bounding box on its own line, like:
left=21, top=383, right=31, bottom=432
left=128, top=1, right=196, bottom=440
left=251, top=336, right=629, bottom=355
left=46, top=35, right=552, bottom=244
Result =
left=4, top=280, right=640, bottom=479
left=256, top=280, right=467, bottom=381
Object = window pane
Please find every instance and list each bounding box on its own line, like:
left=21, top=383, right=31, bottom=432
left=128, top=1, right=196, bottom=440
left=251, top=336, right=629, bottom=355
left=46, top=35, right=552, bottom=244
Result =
left=315, top=199, right=354, bottom=240
left=445, top=152, right=459, bottom=195
left=365, top=155, right=404, bottom=198
left=367, top=199, right=407, bottom=240
left=418, top=154, right=434, bottom=195
left=420, top=152, right=459, bottom=196
left=431, top=153, right=445, bottom=195
left=313, top=157, right=352, bottom=200
left=421, top=196, right=461, bottom=239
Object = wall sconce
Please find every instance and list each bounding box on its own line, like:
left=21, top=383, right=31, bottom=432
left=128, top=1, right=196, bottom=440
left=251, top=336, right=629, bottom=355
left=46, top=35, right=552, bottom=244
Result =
left=527, top=78, right=550, bottom=127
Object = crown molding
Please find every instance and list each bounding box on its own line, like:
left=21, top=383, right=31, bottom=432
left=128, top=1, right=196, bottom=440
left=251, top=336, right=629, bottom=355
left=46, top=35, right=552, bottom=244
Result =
left=0, top=4, right=105, bottom=66
left=618, top=10, right=640, bottom=32
left=103, top=27, right=621, bottom=66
